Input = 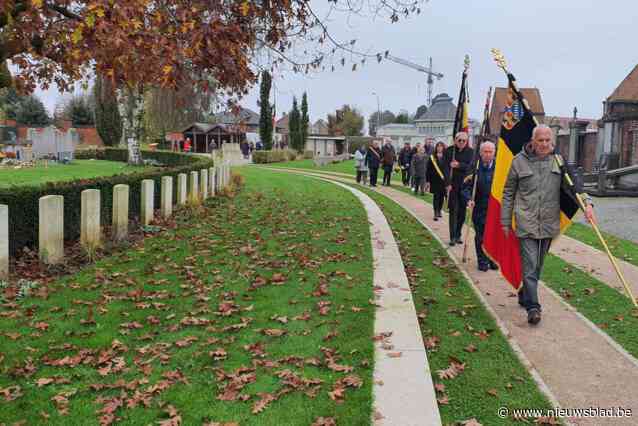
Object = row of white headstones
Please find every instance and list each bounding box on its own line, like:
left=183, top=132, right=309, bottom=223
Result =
left=0, top=162, right=232, bottom=280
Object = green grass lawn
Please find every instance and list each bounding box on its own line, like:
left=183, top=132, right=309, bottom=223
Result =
left=0, top=160, right=151, bottom=188
left=0, top=167, right=375, bottom=425
left=346, top=182, right=556, bottom=425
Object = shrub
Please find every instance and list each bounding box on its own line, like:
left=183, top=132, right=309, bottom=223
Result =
left=0, top=148, right=214, bottom=256
left=303, top=150, right=314, bottom=159
left=252, top=149, right=298, bottom=164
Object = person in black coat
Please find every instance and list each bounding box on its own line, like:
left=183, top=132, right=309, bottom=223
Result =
left=443, top=132, right=474, bottom=245
left=398, top=143, right=413, bottom=186
left=365, top=140, right=382, bottom=187
left=381, top=139, right=396, bottom=186
left=463, top=141, right=498, bottom=271
left=426, top=141, right=447, bottom=220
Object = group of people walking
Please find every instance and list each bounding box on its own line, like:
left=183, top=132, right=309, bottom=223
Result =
left=354, top=127, right=596, bottom=326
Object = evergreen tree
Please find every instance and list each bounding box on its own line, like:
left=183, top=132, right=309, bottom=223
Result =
left=15, top=95, right=50, bottom=126
left=64, top=95, right=95, bottom=126
left=93, top=75, right=122, bottom=146
left=289, top=97, right=301, bottom=151
left=259, top=71, right=273, bottom=150
left=301, top=92, right=309, bottom=151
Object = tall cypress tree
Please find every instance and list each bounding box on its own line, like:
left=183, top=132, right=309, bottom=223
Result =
left=289, top=97, right=300, bottom=151
left=93, top=75, right=122, bottom=146
left=259, top=71, right=273, bottom=150
left=301, top=92, right=309, bottom=151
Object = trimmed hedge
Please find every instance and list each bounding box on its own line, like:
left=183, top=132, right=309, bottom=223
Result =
left=0, top=148, right=214, bottom=256
left=252, top=149, right=298, bottom=164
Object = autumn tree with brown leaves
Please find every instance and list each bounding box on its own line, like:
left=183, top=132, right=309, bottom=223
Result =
left=1, top=0, right=424, bottom=161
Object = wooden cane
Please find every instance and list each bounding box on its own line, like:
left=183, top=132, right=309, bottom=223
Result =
left=462, top=160, right=480, bottom=263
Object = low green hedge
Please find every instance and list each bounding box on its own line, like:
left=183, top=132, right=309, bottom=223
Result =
left=252, top=149, right=298, bottom=164
left=1, top=148, right=214, bottom=256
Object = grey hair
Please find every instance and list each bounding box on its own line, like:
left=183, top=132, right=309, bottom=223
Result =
left=480, top=141, right=496, bottom=152
left=455, top=131, right=469, bottom=140
left=532, top=124, right=553, bottom=140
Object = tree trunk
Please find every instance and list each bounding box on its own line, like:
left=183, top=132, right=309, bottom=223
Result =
left=118, top=84, right=144, bottom=165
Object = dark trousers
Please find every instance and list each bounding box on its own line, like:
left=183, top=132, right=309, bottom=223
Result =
left=382, top=165, right=393, bottom=185
left=356, top=170, right=368, bottom=184
left=369, top=167, right=379, bottom=186
left=401, top=168, right=410, bottom=185
left=433, top=191, right=445, bottom=216
left=413, top=176, right=425, bottom=194
left=473, top=216, right=492, bottom=267
left=448, top=189, right=467, bottom=241
left=519, top=238, right=551, bottom=312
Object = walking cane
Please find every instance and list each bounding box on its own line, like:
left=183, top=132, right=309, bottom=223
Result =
left=462, top=160, right=480, bottom=263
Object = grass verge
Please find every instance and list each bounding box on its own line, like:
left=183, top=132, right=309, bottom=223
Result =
left=345, top=182, right=556, bottom=425
left=0, top=167, right=374, bottom=425
left=0, top=160, right=152, bottom=187
left=541, top=254, right=638, bottom=359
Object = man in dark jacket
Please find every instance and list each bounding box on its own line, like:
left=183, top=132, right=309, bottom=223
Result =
left=398, top=143, right=413, bottom=186
left=501, top=125, right=595, bottom=325
left=381, top=139, right=396, bottom=186
left=463, top=141, right=498, bottom=272
left=444, top=132, right=474, bottom=245
left=365, top=140, right=382, bottom=187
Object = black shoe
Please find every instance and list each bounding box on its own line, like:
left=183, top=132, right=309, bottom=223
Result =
left=489, top=262, right=499, bottom=270
left=433, top=216, right=439, bottom=221
left=527, top=309, right=541, bottom=325
left=449, top=240, right=456, bottom=246
left=478, top=264, right=489, bottom=272
left=454, top=238, right=463, bottom=245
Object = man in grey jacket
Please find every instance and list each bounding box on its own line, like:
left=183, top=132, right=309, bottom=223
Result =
left=501, top=125, right=595, bottom=325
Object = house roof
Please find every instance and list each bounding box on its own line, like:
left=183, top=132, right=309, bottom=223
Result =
left=544, top=115, right=598, bottom=131
left=276, top=114, right=289, bottom=130
left=607, top=64, right=638, bottom=102
left=214, top=107, right=260, bottom=126
left=415, top=93, right=456, bottom=121
left=489, top=87, right=545, bottom=135
left=181, top=122, right=216, bottom=133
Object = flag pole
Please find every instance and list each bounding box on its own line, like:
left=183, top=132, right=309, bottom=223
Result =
left=491, top=49, right=637, bottom=307
left=462, top=87, right=492, bottom=263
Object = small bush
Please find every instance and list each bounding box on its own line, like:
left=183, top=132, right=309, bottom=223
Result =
left=0, top=148, right=214, bottom=256
left=252, top=149, right=298, bottom=164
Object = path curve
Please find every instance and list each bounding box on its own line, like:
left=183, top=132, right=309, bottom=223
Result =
left=265, top=167, right=638, bottom=426
left=316, top=178, right=442, bottom=425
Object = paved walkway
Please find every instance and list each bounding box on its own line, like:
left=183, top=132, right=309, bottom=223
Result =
left=322, top=179, right=441, bottom=425
left=266, top=167, right=638, bottom=426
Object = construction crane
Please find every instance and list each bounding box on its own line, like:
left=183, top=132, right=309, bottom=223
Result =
left=386, top=55, right=444, bottom=106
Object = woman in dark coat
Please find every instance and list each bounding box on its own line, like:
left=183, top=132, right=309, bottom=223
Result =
left=365, top=141, right=382, bottom=187
left=426, top=141, right=447, bottom=220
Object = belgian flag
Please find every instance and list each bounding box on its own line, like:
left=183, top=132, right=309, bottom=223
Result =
left=482, top=73, right=580, bottom=290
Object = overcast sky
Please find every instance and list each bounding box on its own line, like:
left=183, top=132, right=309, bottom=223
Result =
left=36, top=0, right=637, bottom=129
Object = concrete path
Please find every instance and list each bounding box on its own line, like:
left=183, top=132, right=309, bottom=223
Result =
left=266, top=167, right=638, bottom=426
left=319, top=178, right=442, bottom=426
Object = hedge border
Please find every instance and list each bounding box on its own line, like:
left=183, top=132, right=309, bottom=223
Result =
left=0, top=148, right=214, bottom=256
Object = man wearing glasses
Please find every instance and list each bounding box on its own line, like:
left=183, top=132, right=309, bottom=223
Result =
left=444, top=132, right=474, bottom=246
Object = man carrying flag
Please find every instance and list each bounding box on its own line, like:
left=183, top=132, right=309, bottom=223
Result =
left=483, top=50, right=596, bottom=325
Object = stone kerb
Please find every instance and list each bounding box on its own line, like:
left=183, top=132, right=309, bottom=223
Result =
left=38, top=195, right=64, bottom=265
left=112, top=184, right=129, bottom=241
left=161, top=176, right=173, bottom=219
left=189, top=171, right=199, bottom=204
left=200, top=169, right=208, bottom=200
left=208, top=167, right=216, bottom=197
left=141, top=179, right=154, bottom=226
left=0, top=205, right=8, bottom=279
left=177, top=173, right=187, bottom=205
left=80, top=189, right=101, bottom=250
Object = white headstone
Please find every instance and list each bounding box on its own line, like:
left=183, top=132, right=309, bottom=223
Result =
left=112, top=184, right=129, bottom=241
left=177, top=173, right=187, bottom=205
left=200, top=169, right=208, bottom=200
left=209, top=167, right=216, bottom=197
left=39, top=195, right=64, bottom=265
left=0, top=205, right=8, bottom=280
left=189, top=171, right=199, bottom=204
left=141, top=179, right=154, bottom=225
left=161, top=176, right=173, bottom=218
left=80, top=189, right=101, bottom=250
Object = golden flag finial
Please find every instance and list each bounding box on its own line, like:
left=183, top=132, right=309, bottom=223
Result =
left=491, top=48, right=508, bottom=72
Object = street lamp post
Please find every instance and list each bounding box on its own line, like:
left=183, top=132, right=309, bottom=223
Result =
left=372, top=92, right=381, bottom=137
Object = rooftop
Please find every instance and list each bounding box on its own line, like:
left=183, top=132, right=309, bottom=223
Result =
left=415, top=93, right=456, bottom=121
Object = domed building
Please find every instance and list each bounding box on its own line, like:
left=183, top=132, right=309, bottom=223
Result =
left=413, top=93, right=457, bottom=145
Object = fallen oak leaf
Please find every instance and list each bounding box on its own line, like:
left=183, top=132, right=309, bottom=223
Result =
left=311, top=417, right=336, bottom=426
left=252, top=392, right=277, bottom=414
left=262, top=328, right=287, bottom=337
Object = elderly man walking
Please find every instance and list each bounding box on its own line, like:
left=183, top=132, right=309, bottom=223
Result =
left=444, top=131, right=474, bottom=245
left=381, top=139, right=396, bottom=186
left=501, top=125, right=595, bottom=325
left=464, top=141, right=498, bottom=272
